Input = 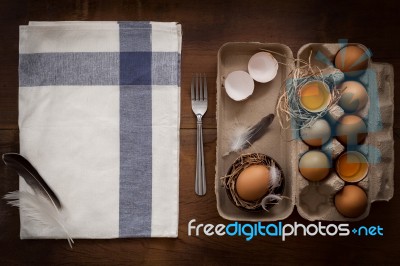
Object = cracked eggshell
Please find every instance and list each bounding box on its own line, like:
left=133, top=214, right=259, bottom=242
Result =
left=299, top=80, right=331, bottom=113
left=224, top=70, right=255, bottom=101
left=336, top=151, right=369, bottom=183
left=248, top=52, right=278, bottom=83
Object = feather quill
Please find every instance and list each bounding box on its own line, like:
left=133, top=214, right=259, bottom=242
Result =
left=2, top=153, right=73, bottom=247
left=224, top=114, right=275, bottom=156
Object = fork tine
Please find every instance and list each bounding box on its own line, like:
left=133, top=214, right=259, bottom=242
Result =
left=199, top=73, right=203, bottom=101
left=204, top=74, right=207, bottom=100
left=191, top=75, right=195, bottom=100
left=195, top=73, right=199, bottom=100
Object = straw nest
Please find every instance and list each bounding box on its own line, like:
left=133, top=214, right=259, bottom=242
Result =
left=260, top=49, right=345, bottom=130
left=221, top=153, right=284, bottom=211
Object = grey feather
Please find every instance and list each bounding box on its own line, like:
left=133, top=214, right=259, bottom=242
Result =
left=225, top=114, right=275, bottom=156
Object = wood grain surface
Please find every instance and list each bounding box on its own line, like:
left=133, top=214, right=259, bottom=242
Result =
left=1, top=0, right=400, bottom=265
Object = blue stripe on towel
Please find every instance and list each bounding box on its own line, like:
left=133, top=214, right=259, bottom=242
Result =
left=120, top=52, right=152, bottom=85
left=19, top=51, right=179, bottom=87
left=119, top=22, right=152, bottom=52
left=119, top=22, right=153, bottom=237
left=19, top=53, right=119, bottom=87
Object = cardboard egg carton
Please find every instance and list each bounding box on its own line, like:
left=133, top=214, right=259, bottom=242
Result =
left=215, top=42, right=394, bottom=222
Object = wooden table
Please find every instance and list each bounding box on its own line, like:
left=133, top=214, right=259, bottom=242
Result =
left=1, top=0, right=399, bottom=264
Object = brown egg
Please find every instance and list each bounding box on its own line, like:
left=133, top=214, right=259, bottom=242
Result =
left=300, top=119, right=331, bottom=147
left=336, top=115, right=367, bottom=145
left=334, top=45, right=369, bottom=74
left=335, top=185, right=368, bottom=218
left=236, top=165, right=270, bottom=201
left=298, top=151, right=331, bottom=182
left=338, top=81, right=369, bottom=113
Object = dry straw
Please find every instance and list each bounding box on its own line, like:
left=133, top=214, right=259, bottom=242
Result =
left=260, top=48, right=344, bottom=130
left=221, top=153, right=284, bottom=211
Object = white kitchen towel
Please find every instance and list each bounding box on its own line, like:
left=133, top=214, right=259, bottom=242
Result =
left=18, top=21, right=181, bottom=238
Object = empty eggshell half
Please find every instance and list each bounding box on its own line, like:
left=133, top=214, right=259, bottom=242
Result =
left=299, top=80, right=331, bottom=113
left=224, top=70, right=255, bottom=101
left=336, top=151, right=369, bottom=183
left=248, top=52, right=278, bottom=83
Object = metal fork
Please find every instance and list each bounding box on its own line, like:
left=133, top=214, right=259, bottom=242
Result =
left=191, top=74, right=208, bottom=196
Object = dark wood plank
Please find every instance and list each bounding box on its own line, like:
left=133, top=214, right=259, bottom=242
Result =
left=1, top=129, right=400, bottom=264
left=1, top=0, right=400, bottom=264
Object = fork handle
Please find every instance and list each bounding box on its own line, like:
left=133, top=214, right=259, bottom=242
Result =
left=195, top=115, right=206, bottom=196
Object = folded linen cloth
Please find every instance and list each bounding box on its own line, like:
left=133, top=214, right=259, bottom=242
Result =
left=18, top=21, right=181, bottom=238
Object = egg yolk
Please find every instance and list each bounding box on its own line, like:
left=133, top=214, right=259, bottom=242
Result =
left=300, top=83, right=325, bottom=110
left=337, top=153, right=361, bottom=177
left=336, top=153, right=368, bottom=182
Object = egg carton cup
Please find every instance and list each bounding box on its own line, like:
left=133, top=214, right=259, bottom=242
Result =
left=294, top=43, right=394, bottom=221
left=215, top=42, right=394, bottom=222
